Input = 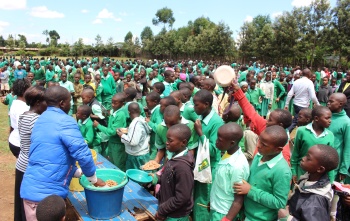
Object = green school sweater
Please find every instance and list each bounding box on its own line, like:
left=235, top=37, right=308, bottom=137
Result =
left=247, top=88, right=265, bottom=108
left=78, top=117, right=100, bottom=148
left=273, top=79, right=286, bottom=99
left=101, top=74, right=116, bottom=96
left=291, top=123, right=334, bottom=178
left=97, top=108, right=126, bottom=143
left=198, top=109, right=224, bottom=173
left=329, top=110, right=350, bottom=176
left=45, top=69, right=55, bottom=82
left=155, top=117, right=199, bottom=159
left=244, top=153, right=291, bottom=221
left=33, top=68, right=45, bottom=81
left=182, top=101, right=198, bottom=122
left=121, top=101, right=146, bottom=126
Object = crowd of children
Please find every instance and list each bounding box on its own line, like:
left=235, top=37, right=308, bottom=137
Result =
left=2, top=56, right=350, bottom=221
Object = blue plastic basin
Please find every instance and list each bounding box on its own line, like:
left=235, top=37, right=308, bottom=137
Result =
left=80, top=169, right=128, bottom=219
left=126, top=169, right=152, bottom=184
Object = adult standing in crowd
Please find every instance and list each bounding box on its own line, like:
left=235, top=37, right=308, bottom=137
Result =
left=285, top=69, right=320, bottom=132
left=337, top=71, right=350, bottom=118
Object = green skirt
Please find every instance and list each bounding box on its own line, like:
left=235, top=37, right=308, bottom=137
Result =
left=193, top=181, right=211, bottom=221
left=288, top=98, right=295, bottom=116
left=108, top=141, right=126, bottom=171
left=126, top=153, right=150, bottom=170
left=260, top=98, right=270, bottom=117
left=166, top=215, right=189, bottom=221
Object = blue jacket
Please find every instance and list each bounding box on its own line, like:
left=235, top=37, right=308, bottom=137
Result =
left=21, top=107, right=96, bottom=202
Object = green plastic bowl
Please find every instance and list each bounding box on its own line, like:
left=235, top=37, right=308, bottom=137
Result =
left=126, top=169, right=152, bottom=184
left=80, top=168, right=128, bottom=191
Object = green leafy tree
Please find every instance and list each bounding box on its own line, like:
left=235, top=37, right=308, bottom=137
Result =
left=192, top=17, right=215, bottom=35
left=6, top=34, right=15, bottom=50
left=73, top=38, right=84, bottom=57
left=95, top=34, right=104, bottom=56
left=0, top=35, right=5, bottom=47
left=152, top=7, right=175, bottom=30
left=48, top=30, right=60, bottom=46
left=17, top=34, right=28, bottom=47
left=124, top=31, right=133, bottom=42
left=140, top=26, right=154, bottom=41
left=42, top=30, right=49, bottom=45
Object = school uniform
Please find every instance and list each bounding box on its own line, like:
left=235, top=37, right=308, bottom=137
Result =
left=59, top=81, right=75, bottom=115
left=193, top=109, right=224, bottom=221
left=163, top=81, right=173, bottom=97
left=317, top=85, right=333, bottom=106
left=246, top=88, right=265, bottom=115
left=100, top=73, right=116, bottom=111
left=121, top=116, right=151, bottom=170
left=337, top=81, right=350, bottom=117
left=148, top=105, right=163, bottom=160
left=291, top=123, right=334, bottom=180
left=244, top=152, right=292, bottom=221
left=272, top=79, right=286, bottom=110
left=155, top=117, right=199, bottom=160
left=260, top=81, right=274, bottom=117
left=329, top=110, right=350, bottom=181
left=97, top=108, right=127, bottom=171
left=115, top=79, right=124, bottom=93
left=121, top=101, right=146, bottom=126
left=210, top=148, right=249, bottom=221
left=33, top=68, right=45, bottom=81
left=95, top=83, right=103, bottom=103
left=78, top=117, right=101, bottom=153
left=182, top=101, right=198, bottom=122
left=45, top=69, right=55, bottom=82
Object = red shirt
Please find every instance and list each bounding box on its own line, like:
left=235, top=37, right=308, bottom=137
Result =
left=233, top=89, right=291, bottom=164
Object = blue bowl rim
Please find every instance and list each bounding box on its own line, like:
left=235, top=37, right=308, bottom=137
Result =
left=80, top=168, right=129, bottom=191
left=126, top=169, right=152, bottom=184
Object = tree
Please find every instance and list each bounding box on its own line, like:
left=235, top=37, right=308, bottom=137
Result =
left=134, top=37, right=140, bottom=47
left=18, top=41, right=26, bottom=50
left=140, top=26, right=154, bottom=41
left=106, top=37, right=115, bottom=56
left=95, top=34, right=104, bottom=56
left=6, top=34, right=15, bottom=50
left=0, top=35, right=5, bottom=47
left=49, top=30, right=60, bottom=46
left=72, top=38, right=84, bottom=57
left=192, top=17, right=215, bottom=35
left=17, top=34, right=28, bottom=47
left=124, top=31, right=133, bottom=42
left=152, top=7, right=175, bottom=30
left=42, top=30, right=49, bottom=45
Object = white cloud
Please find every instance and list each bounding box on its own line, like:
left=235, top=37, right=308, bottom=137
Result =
left=244, top=15, right=253, bottom=23
left=292, top=0, right=312, bottom=7
left=0, top=21, right=10, bottom=32
left=119, top=12, right=128, bottom=16
left=272, top=12, right=283, bottom=19
left=82, top=37, right=92, bottom=45
left=0, top=0, right=26, bottom=10
left=81, top=9, right=89, bottom=13
left=114, top=18, right=122, bottom=22
left=29, top=6, right=64, bottom=18
left=92, top=19, right=103, bottom=24
left=97, top=9, right=114, bottom=19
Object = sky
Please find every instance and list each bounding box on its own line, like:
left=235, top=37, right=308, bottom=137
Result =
left=0, top=0, right=336, bottom=46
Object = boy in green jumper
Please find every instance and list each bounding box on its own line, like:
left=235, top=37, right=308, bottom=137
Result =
left=210, top=123, right=249, bottom=221
left=121, top=87, right=146, bottom=126
left=291, top=106, right=335, bottom=183
left=76, top=105, right=101, bottom=153
left=93, top=93, right=127, bottom=171
left=234, top=125, right=292, bottom=221
left=154, top=105, right=199, bottom=163
left=327, top=93, right=350, bottom=183
left=193, top=89, right=224, bottom=221
left=145, top=92, right=163, bottom=160
left=100, top=67, right=116, bottom=111
left=247, top=79, right=265, bottom=115
left=179, top=88, right=198, bottom=122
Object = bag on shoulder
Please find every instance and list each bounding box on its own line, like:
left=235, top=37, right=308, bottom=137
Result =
left=194, top=137, right=212, bottom=183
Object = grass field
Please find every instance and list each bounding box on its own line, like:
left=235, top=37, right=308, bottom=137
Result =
left=0, top=103, right=11, bottom=156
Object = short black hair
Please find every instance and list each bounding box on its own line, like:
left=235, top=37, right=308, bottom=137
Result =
left=164, top=105, right=180, bottom=118
left=312, top=106, right=331, bottom=119
left=82, top=88, right=95, bottom=97
left=124, top=87, right=137, bottom=100
left=78, top=105, right=92, bottom=116
left=153, top=82, right=165, bottom=93
left=83, top=84, right=94, bottom=91
left=180, top=88, right=192, bottom=98
left=44, top=86, right=70, bottom=107
left=36, top=80, right=46, bottom=86
left=313, top=144, right=339, bottom=172
left=193, top=89, right=213, bottom=106
left=168, top=124, right=191, bottom=142
left=164, top=70, right=173, bottom=78
left=161, top=96, right=177, bottom=106
left=128, top=102, right=140, bottom=114
left=203, top=78, right=216, bottom=90
left=300, top=108, right=312, bottom=120
left=272, top=109, right=293, bottom=129
left=13, top=79, right=31, bottom=97
left=264, top=125, right=288, bottom=148
left=24, top=85, right=46, bottom=107
left=219, top=122, right=243, bottom=143
left=36, top=195, right=66, bottom=221
left=146, top=91, right=161, bottom=103
left=170, top=90, right=183, bottom=101
left=178, top=82, right=192, bottom=90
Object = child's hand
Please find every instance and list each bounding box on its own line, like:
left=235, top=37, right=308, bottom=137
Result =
left=233, top=180, right=251, bottom=195
left=93, top=120, right=99, bottom=127
left=231, top=79, right=240, bottom=93
left=155, top=212, right=165, bottom=221
left=344, top=195, right=350, bottom=207
left=284, top=107, right=288, bottom=110
left=339, top=173, right=346, bottom=181
left=145, top=117, right=150, bottom=123
left=268, top=104, right=272, bottom=109
left=292, top=175, right=298, bottom=184
left=194, top=119, right=203, bottom=136
left=116, top=129, right=123, bottom=137
left=275, top=98, right=280, bottom=103
left=278, top=208, right=289, bottom=219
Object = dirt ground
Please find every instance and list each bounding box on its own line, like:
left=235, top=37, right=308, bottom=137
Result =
left=0, top=151, right=16, bottom=221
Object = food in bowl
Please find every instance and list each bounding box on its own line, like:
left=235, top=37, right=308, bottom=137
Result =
left=141, top=161, right=161, bottom=170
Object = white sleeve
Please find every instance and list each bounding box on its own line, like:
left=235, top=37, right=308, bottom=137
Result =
left=285, top=85, right=294, bottom=107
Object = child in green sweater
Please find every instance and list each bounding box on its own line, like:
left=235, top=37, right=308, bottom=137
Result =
left=247, top=79, right=265, bottom=115
left=93, top=93, right=127, bottom=171
left=234, top=125, right=292, bottom=221
left=76, top=105, right=101, bottom=153
left=291, top=106, right=334, bottom=183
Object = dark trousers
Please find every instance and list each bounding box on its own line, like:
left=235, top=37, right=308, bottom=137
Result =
left=288, top=104, right=304, bottom=132
left=9, top=142, right=20, bottom=158
left=15, top=169, right=26, bottom=221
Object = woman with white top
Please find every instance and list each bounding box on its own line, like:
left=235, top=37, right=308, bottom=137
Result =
left=8, top=79, right=31, bottom=158
left=15, top=85, right=47, bottom=221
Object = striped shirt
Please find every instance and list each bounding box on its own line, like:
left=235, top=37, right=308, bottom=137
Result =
left=16, top=112, right=39, bottom=172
